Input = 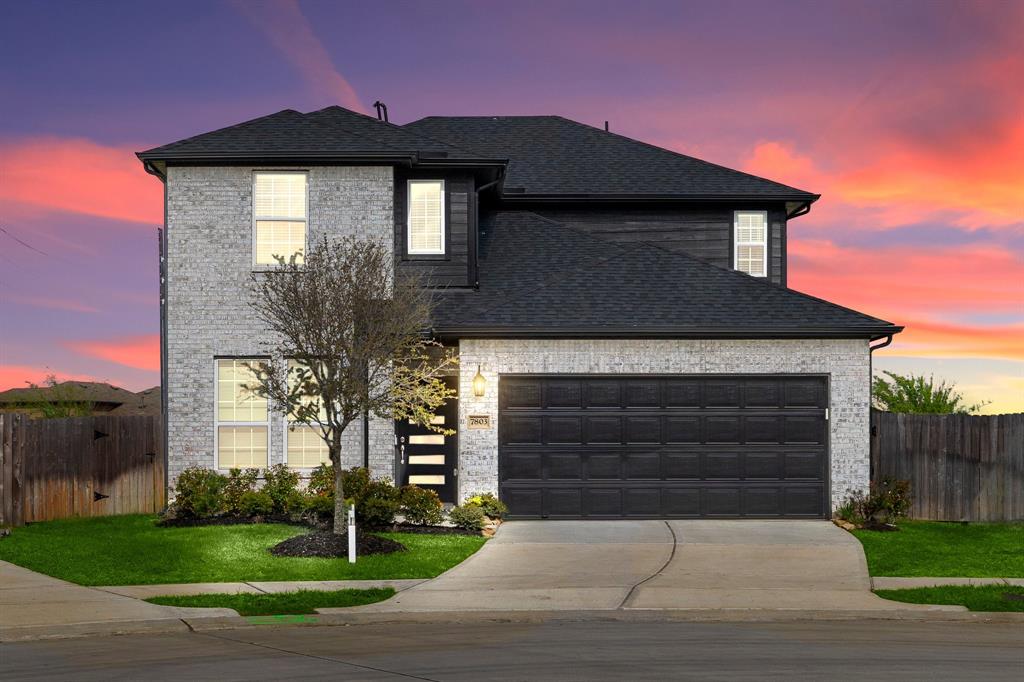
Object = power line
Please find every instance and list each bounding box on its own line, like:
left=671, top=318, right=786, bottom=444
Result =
left=0, top=225, right=50, bottom=257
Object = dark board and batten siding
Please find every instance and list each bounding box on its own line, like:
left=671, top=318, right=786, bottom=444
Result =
left=533, top=205, right=788, bottom=286
left=498, top=375, right=829, bottom=519
left=871, top=410, right=1023, bottom=522
left=394, top=170, right=475, bottom=287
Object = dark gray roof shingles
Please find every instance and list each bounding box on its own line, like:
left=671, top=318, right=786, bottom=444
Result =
left=139, top=107, right=491, bottom=160
left=404, top=116, right=817, bottom=198
left=432, top=211, right=897, bottom=335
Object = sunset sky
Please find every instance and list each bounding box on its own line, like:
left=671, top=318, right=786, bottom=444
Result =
left=1, top=0, right=1021, bottom=412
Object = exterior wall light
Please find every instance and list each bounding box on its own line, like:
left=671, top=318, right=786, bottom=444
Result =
left=472, top=365, right=487, bottom=398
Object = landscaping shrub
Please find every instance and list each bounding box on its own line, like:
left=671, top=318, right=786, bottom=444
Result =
left=464, top=492, right=508, bottom=520
left=304, top=493, right=335, bottom=516
left=171, top=467, right=226, bottom=518
left=262, top=464, right=300, bottom=514
left=400, top=485, right=444, bottom=525
left=284, top=489, right=308, bottom=515
left=238, top=491, right=275, bottom=517
left=307, top=463, right=335, bottom=497
left=448, top=504, right=485, bottom=531
left=839, top=478, right=912, bottom=527
left=341, top=466, right=371, bottom=501
left=357, top=479, right=401, bottom=527
left=222, top=468, right=260, bottom=514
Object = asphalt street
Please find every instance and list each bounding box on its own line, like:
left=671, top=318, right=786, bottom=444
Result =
left=2, top=619, right=1021, bottom=681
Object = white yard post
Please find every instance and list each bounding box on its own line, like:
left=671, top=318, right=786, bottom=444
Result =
left=347, top=503, right=356, bottom=564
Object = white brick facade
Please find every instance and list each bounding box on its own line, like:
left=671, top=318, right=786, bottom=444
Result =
left=165, top=166, right=396, bottom=485
left=456, top=339, right=871, bottom=512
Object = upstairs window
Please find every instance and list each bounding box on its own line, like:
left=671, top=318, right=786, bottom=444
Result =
left=407, top=180, right=445, bottom=255
left=734, top=211, right=767, bottom=277
left=254, top=172, right=307, bottom=266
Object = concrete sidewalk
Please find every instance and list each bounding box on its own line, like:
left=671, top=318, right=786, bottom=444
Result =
left=0, top=560, right=234, bottom=640
left=98, top=578, right=427, bottom=599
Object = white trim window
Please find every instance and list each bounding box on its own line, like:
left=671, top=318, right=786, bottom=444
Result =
left=253, top=171, right=308, bottom=266
left=407, top=179, right=445, bottom=255
left=284, top=360, right=330, bottom=469
left=734, top=210, right=768, bottom=277
left=215, top=359, right=269, bottom=469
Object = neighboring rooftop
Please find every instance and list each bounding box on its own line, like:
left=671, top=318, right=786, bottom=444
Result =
left=431, top=211, right=898, bottom=338
left=0, top=382, right=161, bottom=417
left=405, top=115, right=818, bottom=200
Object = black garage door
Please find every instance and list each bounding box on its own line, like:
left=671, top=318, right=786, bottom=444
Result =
left=498, top=375, right=829, bottom=519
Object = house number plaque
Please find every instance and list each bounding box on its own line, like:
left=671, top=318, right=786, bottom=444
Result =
left=467, top=415, right=492, bottom=429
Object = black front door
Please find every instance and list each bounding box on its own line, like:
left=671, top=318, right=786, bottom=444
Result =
left=397, top=376, right=458, bottom=502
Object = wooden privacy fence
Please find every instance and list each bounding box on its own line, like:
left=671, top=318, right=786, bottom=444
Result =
left=0, top=413, right=164, bottom=526
left=871, top=410, right=1024, bottom=522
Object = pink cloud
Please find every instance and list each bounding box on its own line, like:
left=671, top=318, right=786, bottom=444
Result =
left=0, top=136, right=161, bottom=225
left=231, top=0, right=365, bottom=113
left=0, top=365, right=97, bottom=392
left=63, top=334, right=160, bottom=371
left=1, top=293, right=100, bottom=314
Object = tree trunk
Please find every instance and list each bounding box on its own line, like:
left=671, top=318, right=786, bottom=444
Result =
left=331, top=445, right=346, bottom=535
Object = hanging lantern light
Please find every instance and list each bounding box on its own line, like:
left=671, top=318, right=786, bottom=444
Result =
left=472, top=364, right=487, bottom=398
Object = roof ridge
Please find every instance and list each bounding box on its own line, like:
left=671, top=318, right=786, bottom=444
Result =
left=310, top=106, right=489, bottom=158
left=138, top=109, right=301, bottom=155
left=549, top=116, right=818, bottom=198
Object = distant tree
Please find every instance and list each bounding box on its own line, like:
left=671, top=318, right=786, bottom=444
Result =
left=872, top=371, right=988, bottom=414
left=244, top=236, right=457, bottom=534
left=11, top=375, right=94, bottom=418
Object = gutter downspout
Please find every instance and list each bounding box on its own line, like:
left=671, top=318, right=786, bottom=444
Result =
left=867, top=334, right=894, bottom=482
left=157, top=173, right=169, bottom=510
left=473, top=173, right=504, bottom=289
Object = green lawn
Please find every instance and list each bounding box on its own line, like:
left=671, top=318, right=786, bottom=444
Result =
left=147, top=588, right=395, bottom=615
left=0, top=515, right=485, bottom=585
left=852, top=521, right=1023, bottom=577
left=875, top=585, right=1024, bottom=612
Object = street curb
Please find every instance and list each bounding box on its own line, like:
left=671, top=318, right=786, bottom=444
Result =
left=5, top=608, right=1022, bottom=642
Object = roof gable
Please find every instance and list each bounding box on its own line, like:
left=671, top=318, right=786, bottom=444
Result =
left=404, top=116, right=817, bottom=200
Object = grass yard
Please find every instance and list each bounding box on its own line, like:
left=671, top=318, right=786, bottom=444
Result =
left=0, top=515, right=486, bottom=586
left=875, top=585, right=1024, bottom=612
left=146, top=588, right=395, bottom=615
left=852, top=521, right=1023, bottom=577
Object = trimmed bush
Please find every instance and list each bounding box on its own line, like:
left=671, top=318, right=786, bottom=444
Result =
left=448, top=504, right=486, bottom=531
left=262, top=464, right=300, bottom=514
left=307, top=463, right=334, bottom=497
left=171, top=467, right=226, bottom=518
left=304, top=493, right=335, bottom=516
left=400, top=485, right=444, bottom=526
left=223, top=468, right=260, bottom=514
left=341, top=466, right=371, bottom=501
left=238, top=491, right=274, bottom=517
left=358, top=479, right=401, bottom=527
left=464, top=492, right=508, bottom=520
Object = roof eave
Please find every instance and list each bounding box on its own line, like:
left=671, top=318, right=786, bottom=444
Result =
left=432, top=324, right=904, bottom=341
left=499, top=192, right=821, bottom=203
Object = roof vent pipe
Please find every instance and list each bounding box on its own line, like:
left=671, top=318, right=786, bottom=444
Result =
left=373, top=101, right=389, bottom=123
left=604, top=121, right=609, bottom=132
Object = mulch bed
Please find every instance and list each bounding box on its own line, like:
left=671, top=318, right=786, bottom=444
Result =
left=384, top=523, right=483, bottom=536
left=156, top=514, right=312, bottom=528
left=270, top=531, right=406, bottom=558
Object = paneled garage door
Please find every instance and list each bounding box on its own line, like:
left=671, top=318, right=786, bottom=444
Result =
left=498, top=375, right=829, bottom=519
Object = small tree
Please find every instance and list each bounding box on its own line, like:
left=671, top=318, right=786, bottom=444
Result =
left=245, top=236, right=457, bottom=533
left=872, top=371, right=988, bottom=414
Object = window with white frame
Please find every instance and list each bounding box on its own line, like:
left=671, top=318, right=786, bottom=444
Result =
left=254, top=172, right=307, bottom=266
left=285, top=360, right=329, bottom=469
left=215, top=359, right=269, bottom=468
left=734, top=211, right=768, bottom=277
left=407, top=180, right=445, bottom=254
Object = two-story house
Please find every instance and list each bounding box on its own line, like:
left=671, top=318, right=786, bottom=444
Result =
left=138, top=106, right=900, bottom=520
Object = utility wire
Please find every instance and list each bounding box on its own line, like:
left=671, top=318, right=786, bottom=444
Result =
left=0, top=225, right=50, bottom=257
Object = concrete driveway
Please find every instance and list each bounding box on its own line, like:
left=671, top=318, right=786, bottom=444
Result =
left=351, top=520, right=955, bottom=614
